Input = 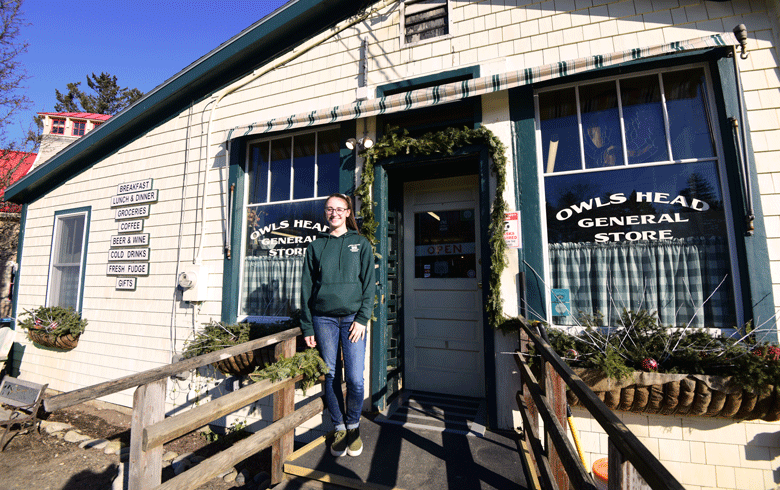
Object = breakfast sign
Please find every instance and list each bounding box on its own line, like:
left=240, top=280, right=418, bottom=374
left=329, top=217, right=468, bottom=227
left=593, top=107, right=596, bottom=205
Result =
left=108, top=179, right=156, bottom=290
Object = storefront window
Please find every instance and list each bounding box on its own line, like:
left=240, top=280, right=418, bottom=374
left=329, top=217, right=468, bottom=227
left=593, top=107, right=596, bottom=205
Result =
left=538, top=68, right=735, bottom=328
left=241, top=128, right=340, bottom=320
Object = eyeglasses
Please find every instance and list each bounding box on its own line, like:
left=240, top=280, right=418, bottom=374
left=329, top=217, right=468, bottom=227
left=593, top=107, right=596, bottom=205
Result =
left=325, top=207, right=348, bottom=215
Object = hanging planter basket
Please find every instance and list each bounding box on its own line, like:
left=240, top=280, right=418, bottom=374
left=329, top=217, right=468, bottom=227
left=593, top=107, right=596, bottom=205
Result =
left=212, top=346, right=276, bottom=376
left=26, top=329, right=81, bottom=351
left=567, top=368, right=780, bottom=422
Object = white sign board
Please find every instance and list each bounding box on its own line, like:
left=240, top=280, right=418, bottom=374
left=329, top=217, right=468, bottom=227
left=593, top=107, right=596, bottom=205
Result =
left=117, top=179, right=153, bottom=195
left=107, top=263, right=149, bottom=276
left=504, top=212, right=521, bottom=249
left=115, top=277, right=137, bottom=290
left=108, top=248, right=150, bottom=262
left=110, top=233, right=150, bottom=247
left=118, top=220, right=144, bottom=233
left=111, top=189, right=158, bottom=207
left=116, top=205, right=150, bottom=220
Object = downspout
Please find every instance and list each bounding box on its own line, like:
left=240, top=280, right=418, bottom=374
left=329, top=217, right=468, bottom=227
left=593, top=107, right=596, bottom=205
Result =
left=195, top=0, right=399, bottom=265
left=730, top=24, right=754, bottom=235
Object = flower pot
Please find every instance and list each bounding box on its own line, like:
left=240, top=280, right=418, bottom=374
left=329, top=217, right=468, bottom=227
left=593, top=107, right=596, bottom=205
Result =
left=567, top=368, right=780, bottom=422
left=27, top=329, right=80, bottom=350
left=212, top=346, right=276, bottom=376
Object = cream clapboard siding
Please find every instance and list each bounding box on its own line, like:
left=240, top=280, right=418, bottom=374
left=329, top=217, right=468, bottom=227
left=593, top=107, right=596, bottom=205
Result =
left=13, top=0, right=780, bottom=432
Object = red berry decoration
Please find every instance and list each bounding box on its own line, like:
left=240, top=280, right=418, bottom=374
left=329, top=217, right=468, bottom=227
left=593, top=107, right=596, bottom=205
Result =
left=566, top=349, right=579, bottom=360
left=641, top=358, right=658, bottom=372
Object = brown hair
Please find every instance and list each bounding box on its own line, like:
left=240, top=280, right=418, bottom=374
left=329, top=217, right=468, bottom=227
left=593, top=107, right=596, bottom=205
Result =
left=325, top=193, right=360, bottom=232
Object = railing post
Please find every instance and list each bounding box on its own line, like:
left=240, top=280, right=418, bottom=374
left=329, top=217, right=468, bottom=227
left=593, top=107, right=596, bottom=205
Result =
left=129, top=378, right=166, bottom=490
left=546, top=358, right=569, bottom=490
left=519, top=328, right=539, bottom=471
left=609, top=439, right=652, bottom=490
left=271, top=337, right=296, bottom=485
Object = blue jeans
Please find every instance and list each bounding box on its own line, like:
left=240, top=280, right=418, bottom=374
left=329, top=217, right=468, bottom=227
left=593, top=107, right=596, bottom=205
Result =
left=312, top=314, right=365, bottom=431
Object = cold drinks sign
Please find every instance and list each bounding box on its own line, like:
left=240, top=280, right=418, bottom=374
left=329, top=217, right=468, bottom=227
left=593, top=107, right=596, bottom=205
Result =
left=108, top=179, right=156, bottom=290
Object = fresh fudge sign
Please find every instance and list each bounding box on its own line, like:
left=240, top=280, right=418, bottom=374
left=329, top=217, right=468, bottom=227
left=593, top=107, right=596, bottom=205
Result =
left=545, top=163, right=727, bottom=244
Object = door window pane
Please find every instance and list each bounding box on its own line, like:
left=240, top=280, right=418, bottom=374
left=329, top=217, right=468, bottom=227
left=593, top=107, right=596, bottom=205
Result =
left=414, top=209, right=476, bottom=278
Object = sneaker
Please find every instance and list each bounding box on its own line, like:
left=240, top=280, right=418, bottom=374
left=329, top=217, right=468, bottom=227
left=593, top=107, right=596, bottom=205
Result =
left=346, top=427, right=362, bottom=456
left=330, top=430, right=347, bottom=457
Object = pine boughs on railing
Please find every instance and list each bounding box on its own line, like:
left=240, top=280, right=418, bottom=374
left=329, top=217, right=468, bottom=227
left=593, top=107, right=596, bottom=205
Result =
left=249, top=348, right=329, bottom=394
left=355, top=126, right=509, bottom=329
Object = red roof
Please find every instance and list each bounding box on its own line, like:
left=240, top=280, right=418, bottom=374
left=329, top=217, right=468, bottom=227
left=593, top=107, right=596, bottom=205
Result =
left=1, top=151, right=36, bottom=213
left=38, top=112, right=112, bottom=121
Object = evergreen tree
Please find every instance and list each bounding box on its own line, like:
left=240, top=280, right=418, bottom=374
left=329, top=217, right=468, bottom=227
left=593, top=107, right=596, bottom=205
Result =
left=55, top=72, right=144, bottom=115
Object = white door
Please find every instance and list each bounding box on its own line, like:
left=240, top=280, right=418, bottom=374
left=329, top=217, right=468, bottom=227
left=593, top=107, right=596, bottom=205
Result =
left=403, top=175, right=484, bottom=397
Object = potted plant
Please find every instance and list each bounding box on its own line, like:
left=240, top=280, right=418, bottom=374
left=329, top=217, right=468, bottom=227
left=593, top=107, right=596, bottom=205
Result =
left=183, top=315, right=301, bottom=376
left=533, top=309, right=780, bottom=421
left=18, top=306, right=87, bottom=350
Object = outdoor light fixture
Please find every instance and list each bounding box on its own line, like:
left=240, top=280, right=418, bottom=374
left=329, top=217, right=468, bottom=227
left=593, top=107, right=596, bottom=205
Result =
left=345, top=136, right=374, bottom=150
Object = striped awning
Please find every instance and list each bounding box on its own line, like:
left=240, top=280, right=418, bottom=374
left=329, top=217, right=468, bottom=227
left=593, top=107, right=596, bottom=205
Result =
left=226, top=31, right=738, bottom=140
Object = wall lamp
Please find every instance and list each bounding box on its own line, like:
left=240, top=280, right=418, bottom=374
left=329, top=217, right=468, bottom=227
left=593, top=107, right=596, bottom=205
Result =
left=346, top=136, right=374, bottom=151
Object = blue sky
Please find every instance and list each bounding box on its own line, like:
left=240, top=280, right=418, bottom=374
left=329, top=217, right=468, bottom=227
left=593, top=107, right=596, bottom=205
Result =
left=9, top=0, right=289, bottom=144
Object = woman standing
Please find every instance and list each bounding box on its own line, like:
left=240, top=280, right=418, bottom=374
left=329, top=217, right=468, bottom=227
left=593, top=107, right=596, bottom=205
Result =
left=300, top=193, right=375, bottom=457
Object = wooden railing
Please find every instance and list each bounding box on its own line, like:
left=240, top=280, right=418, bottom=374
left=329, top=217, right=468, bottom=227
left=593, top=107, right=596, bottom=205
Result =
left=515, top=317, right=685, bottom=490
left=44, top=327, right=318, bottom=490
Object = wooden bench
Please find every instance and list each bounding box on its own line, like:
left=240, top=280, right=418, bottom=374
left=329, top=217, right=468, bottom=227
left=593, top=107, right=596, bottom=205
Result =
left=0, top=377, right=48, bottom=451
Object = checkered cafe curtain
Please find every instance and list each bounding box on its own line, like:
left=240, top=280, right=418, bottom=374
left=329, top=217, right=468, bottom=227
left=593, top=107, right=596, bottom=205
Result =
left=243, top=256, right=304, bottom=317
left=226, top=32, right=738, bottom=139
left=549, top=237, right=733, bottom=328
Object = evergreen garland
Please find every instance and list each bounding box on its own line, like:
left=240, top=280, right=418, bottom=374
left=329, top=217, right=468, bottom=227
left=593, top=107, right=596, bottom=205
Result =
left=249, top=348, right=329, bottom=394
left=355, top=126, right=509, bottom=329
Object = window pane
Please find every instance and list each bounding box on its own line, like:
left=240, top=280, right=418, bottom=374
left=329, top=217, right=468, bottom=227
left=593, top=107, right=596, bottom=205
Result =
left=317, top=129, right=341, bottom=196
left=544, top=163, right=733, bottom=328
left=55, top=216, right=84, bottom=264
left=243, top=199, right=328, bottom=318
left=664, top=69, right=715, bottom=160
left=51, top=266, right=80, bottom=309
left=580, top=81, right=623, bottom=168
left=539, top=88, right=580, bottom=173
left=49, top=213, right=86, bottom=309
left=414, top=209, right=476, bottom=278
left=620, top=75, right=669, bottom=164
left=270, top=137, right=292, bottom=202
left=247, top=142, right=269, bottom=204
left=293, top=133, right=316, bottom=200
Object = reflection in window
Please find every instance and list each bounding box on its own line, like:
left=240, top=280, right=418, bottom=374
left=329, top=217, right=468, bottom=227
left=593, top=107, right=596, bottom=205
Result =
left=539, top=68, right=734, bottom=329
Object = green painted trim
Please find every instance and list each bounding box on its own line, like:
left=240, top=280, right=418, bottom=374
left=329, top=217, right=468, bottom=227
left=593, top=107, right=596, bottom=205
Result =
left=5, top=0, right=375, bottom=205
left=10, top=204, right=27, bottom=327
left=48, top=206, right=91, bottom=314
left=340, top=120, right=357, bottom=194
left=375, top=66, right=481, bottom=97
left=509, top=85, right=546, bottom=321
left=370, top=163, right=389, bottom=411
left=221, top=140, right=246, bottom=324
left=712, top=56, right=777, bottom=342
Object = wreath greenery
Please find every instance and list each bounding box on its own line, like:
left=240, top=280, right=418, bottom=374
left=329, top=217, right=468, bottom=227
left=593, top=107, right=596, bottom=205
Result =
left=18, top=306, right=87, bottom=338
left=355, top=126, right=509, bottom=329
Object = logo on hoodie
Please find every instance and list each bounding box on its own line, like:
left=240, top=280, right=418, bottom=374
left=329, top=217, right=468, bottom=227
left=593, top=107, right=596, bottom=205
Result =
left=348, top=244, right=361, bottom=253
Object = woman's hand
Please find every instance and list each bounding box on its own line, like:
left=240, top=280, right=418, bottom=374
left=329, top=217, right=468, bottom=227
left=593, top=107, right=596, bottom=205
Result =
left=348, top=321, right=366, bottom=343
left=304, top=335, right=317, bottom=348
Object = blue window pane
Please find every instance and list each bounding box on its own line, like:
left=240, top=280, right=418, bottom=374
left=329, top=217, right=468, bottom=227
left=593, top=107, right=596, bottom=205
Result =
left=270, top=137, right=292, bottom=202
left=247, top=142, right=269, bottom=204
left=317, top=128, right=341, bottom=196
left=620, top=75, right=669, bottom=164
left=293, top=133, right=316, bottom=200
left=664, top=69, right=715, bottom=160
left=580, top=81, right=623, bottom=168
left=539, top=88, right=581, bottom=173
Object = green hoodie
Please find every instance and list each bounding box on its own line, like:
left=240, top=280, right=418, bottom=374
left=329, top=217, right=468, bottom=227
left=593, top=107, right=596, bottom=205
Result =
left=300, top=230, right=375, bottom=337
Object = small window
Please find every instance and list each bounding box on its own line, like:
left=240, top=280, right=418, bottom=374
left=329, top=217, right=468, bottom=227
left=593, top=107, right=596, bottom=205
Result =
left=51, top=119, right=65, bottom=134
left=91, top=121, right=102, bottom=130
left=47, top=209, right=90, bottom=311
left=402, top=0, right=450, bottom=46
left=72, top=120, right=86, bottom=136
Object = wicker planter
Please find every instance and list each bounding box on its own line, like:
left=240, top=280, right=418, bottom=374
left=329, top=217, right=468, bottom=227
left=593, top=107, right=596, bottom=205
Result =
left=27, top=329, right=80, bottom=350
left=567, top=368, right=780, bottom=422
left=212, top=346, right=276, bottom=376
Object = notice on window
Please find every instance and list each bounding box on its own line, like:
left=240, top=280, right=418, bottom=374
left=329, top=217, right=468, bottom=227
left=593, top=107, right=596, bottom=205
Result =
left=504, top=212, right=521, bottom=249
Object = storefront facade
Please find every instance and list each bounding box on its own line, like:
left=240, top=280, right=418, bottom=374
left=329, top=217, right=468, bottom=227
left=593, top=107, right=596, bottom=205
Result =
left=5, top=0, right=779, bottom=452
